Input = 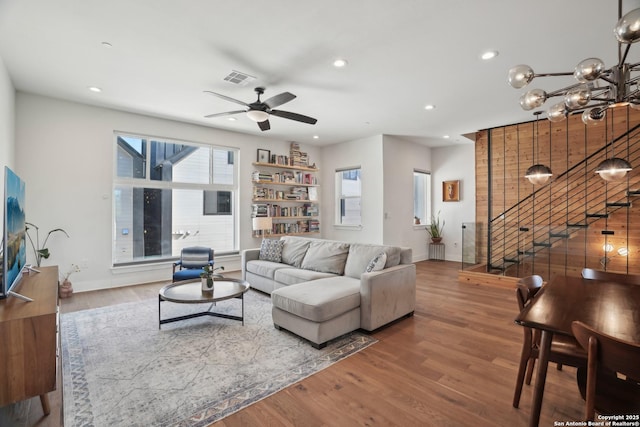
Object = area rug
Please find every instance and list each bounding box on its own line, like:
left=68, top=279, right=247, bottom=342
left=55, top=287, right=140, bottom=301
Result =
left=61, top=290, right=376, bottom=427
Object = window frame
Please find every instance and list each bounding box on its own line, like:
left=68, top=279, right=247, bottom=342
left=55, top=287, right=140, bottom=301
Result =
left=112, top=132, right=239, bottom=266
left=413, top=169, right=431, bottom=227
left=334, top=166, right=362, bottom=227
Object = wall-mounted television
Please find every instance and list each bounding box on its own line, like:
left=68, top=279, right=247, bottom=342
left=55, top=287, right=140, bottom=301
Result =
left=0, top=166, right=27, bottom=300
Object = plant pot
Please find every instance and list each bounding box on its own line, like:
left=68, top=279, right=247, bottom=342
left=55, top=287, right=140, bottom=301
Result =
left=431, top=237, right=443, bottom=244
left=201, top=277, right=214, bottom=292
left=59, top=279, right=74, bottom=299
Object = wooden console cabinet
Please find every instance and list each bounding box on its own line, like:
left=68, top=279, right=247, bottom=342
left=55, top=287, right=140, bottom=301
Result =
left=0, top=266, right=58, bottom=414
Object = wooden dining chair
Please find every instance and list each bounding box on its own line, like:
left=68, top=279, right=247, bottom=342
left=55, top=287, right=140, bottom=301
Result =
left=571, top=321, right=640, bottom=420
left=581, top=268, right=640, bottom=285
left=512, top=275, right=587, bottom=408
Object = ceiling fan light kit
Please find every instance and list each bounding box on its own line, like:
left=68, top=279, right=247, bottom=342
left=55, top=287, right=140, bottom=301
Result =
left=204, top=87, right=317, bottom=131
left=509, top=0, right=636, bottom=181
left=246, top=110, right=269, bottom=122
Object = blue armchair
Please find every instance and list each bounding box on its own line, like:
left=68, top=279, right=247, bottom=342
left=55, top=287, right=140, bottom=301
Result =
left=172, top=247, right=214, bottom=282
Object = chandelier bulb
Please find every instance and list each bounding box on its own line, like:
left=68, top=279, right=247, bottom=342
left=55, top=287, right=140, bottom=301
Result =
left=574, top=58, right=605, bottom=82
left=508, top=64, right=535, bottom=89
left=615, top=8, right=640, bottom=44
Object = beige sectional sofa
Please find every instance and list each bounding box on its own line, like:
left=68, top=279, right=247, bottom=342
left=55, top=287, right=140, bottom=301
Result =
left=241, top=236, right=416, bottom=348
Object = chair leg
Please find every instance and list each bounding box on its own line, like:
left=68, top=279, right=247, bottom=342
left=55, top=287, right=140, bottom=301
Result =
left=513, top=346, right=532, bottom=408
left=525, top=357, right=536, bottom=385
left=557, top=363, right=563, bottom=371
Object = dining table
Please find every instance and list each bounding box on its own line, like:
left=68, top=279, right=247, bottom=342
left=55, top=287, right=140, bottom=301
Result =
left=514, top=274, right=640, bottom=427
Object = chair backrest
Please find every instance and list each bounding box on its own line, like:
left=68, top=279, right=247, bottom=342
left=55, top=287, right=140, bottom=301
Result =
left=581, top=268, right=640, bottom=285
left=180, top=246, right=214, bottom=269
left=571, top=321, right=640, bottom=419
left=516, top=275, right=544, bottom=310
left=572, top=321, right=640, bottom=382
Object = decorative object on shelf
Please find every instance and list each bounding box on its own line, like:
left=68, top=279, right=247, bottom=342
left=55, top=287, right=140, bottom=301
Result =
left=203, top=87, right=318, bottom=131
left=25, top=222, right=69, bottom=267
left=524, top=112, right=553, bottom=185
left=59, top=263, right=80, bottom=299
left=442, top=180, right=460, bottom=202
left=414, top=216, right=421, bottom=225
left=257, top=149, right=270, bottom=163
left=508, top=2, right=637, bottom=180
left=426, top=211, right=445, bottom=243
left=252, top=216, right=273, bottom=238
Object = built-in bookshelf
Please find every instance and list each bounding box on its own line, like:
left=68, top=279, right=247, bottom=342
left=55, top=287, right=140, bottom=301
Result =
left=251, top=160, right=320, bottom=237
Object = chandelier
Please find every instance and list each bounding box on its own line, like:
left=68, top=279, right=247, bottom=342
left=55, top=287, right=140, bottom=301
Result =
left=508, top=1, right=637, bottom=181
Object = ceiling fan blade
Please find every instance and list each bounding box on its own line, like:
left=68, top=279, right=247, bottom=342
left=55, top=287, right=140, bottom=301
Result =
left=204, top=110, right=246, bottom=119
left=264, top=92, right=296, bottom=109
left=204, top=90, right=249, bottom=107
left=270, top=109, right=317, bottom=125
left=258, top=120, right=271, bottom=131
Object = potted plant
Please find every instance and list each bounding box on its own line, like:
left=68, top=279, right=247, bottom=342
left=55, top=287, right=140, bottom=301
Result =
left=425, top=211, right=445, bottom=243
left=200, top=265, right=224, bottom=292
left=25, top=222, right=69, bottom=267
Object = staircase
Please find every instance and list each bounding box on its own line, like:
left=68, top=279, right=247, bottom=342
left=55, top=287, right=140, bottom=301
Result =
left=487, top=122, right=640, bottom=276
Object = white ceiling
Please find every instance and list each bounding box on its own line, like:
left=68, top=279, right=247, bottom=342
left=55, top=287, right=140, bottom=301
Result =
left=1, top=0, right=639, bottom=147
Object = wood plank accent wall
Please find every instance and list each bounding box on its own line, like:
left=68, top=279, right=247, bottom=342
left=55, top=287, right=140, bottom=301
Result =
left=475, top=106, right=640, bottom=279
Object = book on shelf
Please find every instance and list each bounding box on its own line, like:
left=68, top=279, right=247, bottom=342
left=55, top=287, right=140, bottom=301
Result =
left=307, top=187, right=318, bottom=201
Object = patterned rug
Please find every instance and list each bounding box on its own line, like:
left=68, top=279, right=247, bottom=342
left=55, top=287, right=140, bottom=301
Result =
left=61, top=290, right=376, bottom=427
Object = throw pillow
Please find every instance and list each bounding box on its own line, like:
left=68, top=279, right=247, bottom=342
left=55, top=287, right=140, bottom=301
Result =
left=365, top=252, right=387, bottom=273
left=259, top=239, right=284, bottom=262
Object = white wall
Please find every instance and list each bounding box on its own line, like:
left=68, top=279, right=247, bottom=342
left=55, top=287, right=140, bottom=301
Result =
left=320, top=135, right=384, bottom=243
left=382, top=135, right=432, bottom=260
left=15, top=92, right=320, bottom=291
left=431, top=143, right=476, bottom=262
left=0, top=55, right=15, bottom=179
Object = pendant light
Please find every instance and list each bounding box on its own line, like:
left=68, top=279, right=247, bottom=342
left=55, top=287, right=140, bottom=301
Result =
left=595, top=106, right=632, bottom=182
left=525, top=111, right=553, bottom=185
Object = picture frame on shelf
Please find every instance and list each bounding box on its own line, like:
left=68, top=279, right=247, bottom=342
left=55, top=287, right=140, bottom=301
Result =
left=443, top=180, right=460, bottom=202
left=257, top=149, right=271, bottom=163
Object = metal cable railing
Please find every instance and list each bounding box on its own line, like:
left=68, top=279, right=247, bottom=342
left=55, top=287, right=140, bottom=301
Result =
left=488, top=123, right=640, bottom=274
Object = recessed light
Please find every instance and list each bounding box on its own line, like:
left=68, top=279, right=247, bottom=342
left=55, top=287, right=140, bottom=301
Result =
left=227, top=117, right=237, bottom=121
left=101, top=42, right=113, bottom=48
left=481, top=50, right=499, bottom=60
left=443, top=135, right=450, bottom=139
left=88, top=86, right=102, bottom=93
left=424, top=104, right=436, bottom=110
left=313, top=135, right=319, bottom=139
left=333, top=58, right=348, bottom=68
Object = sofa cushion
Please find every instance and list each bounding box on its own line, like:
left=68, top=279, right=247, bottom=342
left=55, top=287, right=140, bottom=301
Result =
left=245, top=259, right=289, bottom=280
left=274, top=268, right=337, bottom=287
left=271, top=277, right=361, bottom=322
left=365, top=252, right=387, bottom=273
left=300, top=241, right=350, bottom=275
left=344, top=243, right=402, bottom=279
left=280, top=236, right=311, bottom=267
left=259, top=238, right=285, bottom=262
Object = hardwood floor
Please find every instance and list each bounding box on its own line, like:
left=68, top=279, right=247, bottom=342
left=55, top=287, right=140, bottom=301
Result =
left=1, top=261, right=585, bottom=426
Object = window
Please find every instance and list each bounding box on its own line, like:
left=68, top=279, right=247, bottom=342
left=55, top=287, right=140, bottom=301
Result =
left=335, top=167, right=361, bottom=226
left=113, top=134, right=238, bottom=265
left=413, top=170, right=431, bottom=225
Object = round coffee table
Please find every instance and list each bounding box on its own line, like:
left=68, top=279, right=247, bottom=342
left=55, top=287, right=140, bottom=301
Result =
left=158, top=277, right=250, bottom=328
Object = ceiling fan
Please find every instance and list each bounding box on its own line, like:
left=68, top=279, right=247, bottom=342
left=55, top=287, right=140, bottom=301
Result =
left=204, top=87, right=318, bottom=131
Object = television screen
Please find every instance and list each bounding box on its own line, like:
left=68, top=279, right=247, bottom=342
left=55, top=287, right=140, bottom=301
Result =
left=1, top=166, right=26, bottom=298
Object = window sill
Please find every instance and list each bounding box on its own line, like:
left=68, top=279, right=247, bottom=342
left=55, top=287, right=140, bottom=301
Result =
left=333, top=224, right=363, bottom=230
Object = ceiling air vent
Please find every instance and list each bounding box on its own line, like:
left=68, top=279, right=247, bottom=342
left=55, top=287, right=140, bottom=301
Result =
left=223, top=70, right=256, bottom=86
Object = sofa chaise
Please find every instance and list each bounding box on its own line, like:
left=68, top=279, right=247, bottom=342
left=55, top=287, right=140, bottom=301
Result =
left=241, top=236, right=416, bottom=348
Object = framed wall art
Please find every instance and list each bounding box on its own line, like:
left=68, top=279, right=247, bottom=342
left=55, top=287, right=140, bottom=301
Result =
left=257, top=149, right=271, bottom=163
left=442, top=180, right=460, bottom=202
